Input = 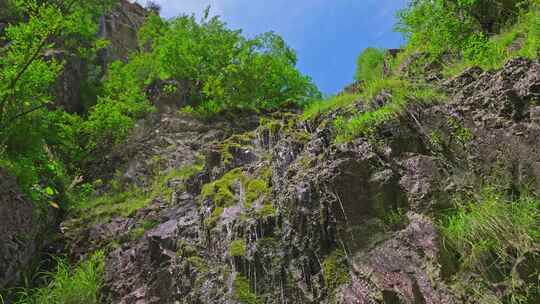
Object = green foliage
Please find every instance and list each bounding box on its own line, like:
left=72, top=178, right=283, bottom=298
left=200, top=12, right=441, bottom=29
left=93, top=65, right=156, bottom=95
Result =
left=0, top=0, right=115, bottom=209
left=257, top=203, right=277, bottom=218
left=441, top=187, right=540, bottom=302
left=13, top=251, right=105, bottom=304
left=397, top=0, right=528, bottom=58
left=448, top=117, right=473, bottom=145
left=229, top=239, right=247, bottom=257
left=322, top=249, right=350, bottom=295
left=302, top=93, right=361, bottom=120
left=129, top=219, right=159, bottom=240
left=81, top=53, right=156, bottom=154
left=334, top=79, right=444, bottom=142
left=397, top=0, right=540, bottom=77
left=204, top=206, right=224, bottom=227
left=355, top=48, right=386, bottom=83
left=115, top=13, right=320, bottom=118
left=382, top=208, right=409, bottom=231
left=233, top=275, right=262, bottom=304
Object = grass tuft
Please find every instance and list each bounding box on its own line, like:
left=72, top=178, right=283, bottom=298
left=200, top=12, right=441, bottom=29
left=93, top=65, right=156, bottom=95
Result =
left=302, top=94, right=361, bottom=121
left=334, top=79, right=444, bottom=142
left=13, top=251, right=105, bottom=304
left=440, top=187, right=540, bottom=301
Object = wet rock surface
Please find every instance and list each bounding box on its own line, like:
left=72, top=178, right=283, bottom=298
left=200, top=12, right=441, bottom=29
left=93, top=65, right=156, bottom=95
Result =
left=60, top=58, right=540, bottom=303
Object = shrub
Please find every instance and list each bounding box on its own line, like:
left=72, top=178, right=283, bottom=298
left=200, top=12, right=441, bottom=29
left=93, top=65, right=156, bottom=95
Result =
left=355, top=48, right=386, bottom=84
left=397, top=0, right=528, bottom=58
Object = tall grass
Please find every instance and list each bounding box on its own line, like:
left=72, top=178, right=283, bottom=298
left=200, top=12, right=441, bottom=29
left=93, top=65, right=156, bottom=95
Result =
left=301, top=93, right=361, bottom=120
left=441, top=187, right=540, bottom=302
left=13, top=251, right=105, bottom=304
left=334, top=79, right=444, bottom=142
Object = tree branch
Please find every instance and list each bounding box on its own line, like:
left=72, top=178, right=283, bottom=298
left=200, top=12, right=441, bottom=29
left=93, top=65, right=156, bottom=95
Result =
left=0, top=0, right=79, bottom=120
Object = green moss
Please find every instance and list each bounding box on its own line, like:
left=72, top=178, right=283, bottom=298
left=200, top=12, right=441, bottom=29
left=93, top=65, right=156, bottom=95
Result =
left=322, top=249, right=350, bottom=294
left=201, top=168, right=244, bottom=207
left=259, top=117, right=283, bottom=136
left=201, top=167, right=271, bottom=211
left=245, top=179, right=269, bottom=208
left=82, top=188, right=149, bottom=220
left=79, top=161, right=205, bottom=223
left=219, top=133, right=256, bottom=165
left=187, top=256, right=209, bottom=273
left=229, top=239, right=247, bottom=257
left=257, top=203, right=277, bottom=218
left=220, top=142, right=244, bottom=166
left=233, top=275, right=262, bottom=304
left=204, top=206, right=224, bottom=227
left=176, top=240, right=198, bottom=257
left=292, top=130, right=312, bottom=143
left=128, top=219, right=159, bottom=240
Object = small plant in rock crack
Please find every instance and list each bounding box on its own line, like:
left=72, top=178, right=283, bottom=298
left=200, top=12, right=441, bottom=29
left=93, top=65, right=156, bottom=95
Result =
left=428, top=130, right=444, bottom=152
left=448, top=117, right=473, bottom=145
left=383, top=208, right=409, bottom=231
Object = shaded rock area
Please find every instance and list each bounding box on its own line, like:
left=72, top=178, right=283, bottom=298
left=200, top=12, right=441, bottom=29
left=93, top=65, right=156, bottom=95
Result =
left=0, top=170, right=56, bottom=292
left=58, top=57, right=540, bottom=304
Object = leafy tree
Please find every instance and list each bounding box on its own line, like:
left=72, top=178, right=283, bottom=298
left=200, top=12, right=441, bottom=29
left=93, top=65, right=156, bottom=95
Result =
left=113, top=12, right=319, bottom=118
left=0, top=0, right=115, bottom=199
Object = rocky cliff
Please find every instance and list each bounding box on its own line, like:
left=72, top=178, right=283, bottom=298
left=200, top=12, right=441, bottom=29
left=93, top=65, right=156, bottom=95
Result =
left=59, top=57, right=540, bottom=303
left=2, top=1, right=540, bottom=303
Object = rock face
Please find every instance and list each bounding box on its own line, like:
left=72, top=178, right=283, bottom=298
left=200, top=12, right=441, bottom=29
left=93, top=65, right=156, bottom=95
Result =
left=0, top=170, right=55, bottom=291
left=98, top=0, right=147, bottom=63
left=60, top=57, right=540, bottom=304
left=52, top=0, right=147, bottom=114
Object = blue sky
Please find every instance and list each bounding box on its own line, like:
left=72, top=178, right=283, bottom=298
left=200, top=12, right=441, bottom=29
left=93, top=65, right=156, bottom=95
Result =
left=134, top=0, right=407, bottom=95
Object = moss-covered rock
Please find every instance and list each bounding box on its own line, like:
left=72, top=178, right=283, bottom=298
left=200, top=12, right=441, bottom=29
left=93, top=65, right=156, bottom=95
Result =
left=233, top=275, right=262, bottom=304
left=322, top=250, right=350, bottom=296
left=229, top=239, right=247, bottom=257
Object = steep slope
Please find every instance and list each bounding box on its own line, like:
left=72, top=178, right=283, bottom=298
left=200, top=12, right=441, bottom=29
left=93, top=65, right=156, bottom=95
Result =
left=60, top=57, right=540, bottom=303
left=2, top=1, right=540, bottom=303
